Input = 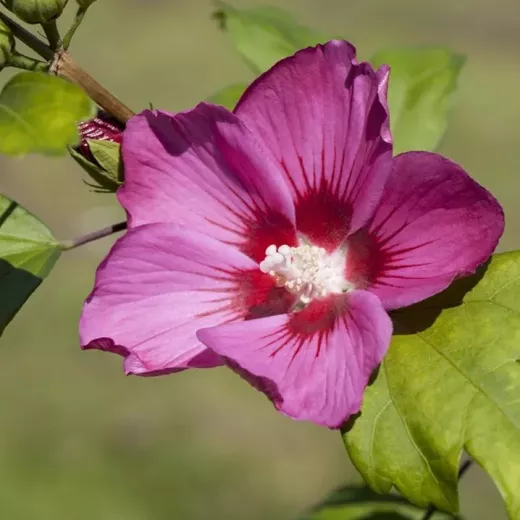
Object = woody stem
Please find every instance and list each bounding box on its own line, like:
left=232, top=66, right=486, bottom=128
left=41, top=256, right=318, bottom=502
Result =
left=51, top=51, right=135, bottom=124
left=60, top=221, right=127, bottom=251
left=0, top=9, right=135, bottom=124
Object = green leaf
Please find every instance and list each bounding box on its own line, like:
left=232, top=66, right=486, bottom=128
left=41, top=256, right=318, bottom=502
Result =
left=68, top=145, right=120, bottom=193
left=0, top=71, right=93, bottom=156
left=0, top=195, right=61, bottom=336
left=207, top=83, right=247, bottom=110
left=87, top=139, right=123, bottom=184
left=343, top=252, right=520, bottom=519
left=299, top=486, right=458, bottom=519
left=213, top=2, right=330, bottom=73
left=371, top=48, right=465, bottom=154
left=214, top=7, right=465, bottom=152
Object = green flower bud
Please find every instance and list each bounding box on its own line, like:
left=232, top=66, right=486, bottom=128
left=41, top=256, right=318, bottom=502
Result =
left=3, top=0, right=69, bottom=25
left=0, top=20, right=15, bottom=70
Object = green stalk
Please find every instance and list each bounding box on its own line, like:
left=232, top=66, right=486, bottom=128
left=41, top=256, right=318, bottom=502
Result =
left=62, top=7, right=86, bottom=50
left=8, top=51, right=47, bottom=71
left=41, top=19, right=61, bottom=50
left=0, top=10, right=53, bottom=60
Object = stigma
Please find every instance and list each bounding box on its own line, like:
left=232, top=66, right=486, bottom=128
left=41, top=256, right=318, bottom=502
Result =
left=259, top=243, right=353, bottom=305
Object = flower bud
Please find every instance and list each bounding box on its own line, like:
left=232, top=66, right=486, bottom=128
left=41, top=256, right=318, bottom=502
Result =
left=3, top=0, right=69, bottom=25
left=0, top=20, right=14, bottom=70
left=77, top=110, right=123, bottom=162
left=70, top=110, right=125, bottom=193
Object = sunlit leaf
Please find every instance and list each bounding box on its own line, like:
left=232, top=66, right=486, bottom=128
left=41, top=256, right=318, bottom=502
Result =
left=0, top=195, right=61, bottom=336
left=0, top=72, right=93, bottom=156
left=343, top=252, right=520, bottom=519
left=371, top=48, right=465, bottom=154
left=213, top=1, right=330, bottom=73
left=299, top=486, right=458, bottom=519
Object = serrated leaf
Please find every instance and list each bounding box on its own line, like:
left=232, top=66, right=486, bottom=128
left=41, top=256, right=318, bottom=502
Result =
left=299, top=486, right=458, bottom=520
left=207, top=83, right=247, bottom=110
left=87, top=139, right=123, bottom=184
left=0, top=72, right=93, bottom=156
left=371, top=48, right=465, bottom=154
left=0, top=195, right=61, bottom=336
left=213, top=2, right=330, bottom=73
left=342, top=252, right=520, bottom=519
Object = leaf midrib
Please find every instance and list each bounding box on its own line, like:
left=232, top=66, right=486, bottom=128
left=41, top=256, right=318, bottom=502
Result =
left=382, top=361, right=452, bottom=506
left=397, top=301, right=519, bottom=432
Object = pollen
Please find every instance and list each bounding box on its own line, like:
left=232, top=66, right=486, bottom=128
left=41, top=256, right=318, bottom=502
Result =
left=259, top=243, right=353, bottom=305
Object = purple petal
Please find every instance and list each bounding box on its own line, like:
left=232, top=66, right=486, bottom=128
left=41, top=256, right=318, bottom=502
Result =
left=80, top=224, right=260, bottom=375
left=197, top=291, right=392, bottom=428
left=119, top=104, right=297, bottom=262
left=235, top=40, right=393, bottom=246
left=351, top=151, right=505, bottom=309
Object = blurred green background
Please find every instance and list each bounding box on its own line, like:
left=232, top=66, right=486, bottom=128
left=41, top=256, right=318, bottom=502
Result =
left=1, top=0, right=519, bottom=518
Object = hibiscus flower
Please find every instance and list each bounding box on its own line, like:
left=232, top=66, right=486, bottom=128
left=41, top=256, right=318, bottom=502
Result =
left=80, top=41, right=504, bottom=428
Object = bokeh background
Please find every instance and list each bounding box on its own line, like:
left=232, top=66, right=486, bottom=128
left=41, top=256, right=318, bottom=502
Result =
left=1, top=1, right=519, bottom=519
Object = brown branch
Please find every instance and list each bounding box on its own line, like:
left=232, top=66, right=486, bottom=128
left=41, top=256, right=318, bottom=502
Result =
left=0, top=10, right=134, bottom=124
left=60, top=221, right=127, bottom=250
left=51, top=51, right=135, bottom=124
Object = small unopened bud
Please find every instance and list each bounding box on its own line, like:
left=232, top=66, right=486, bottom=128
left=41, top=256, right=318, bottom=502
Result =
left=70, top=110, right=125, bottom=192
left=3, top=0, right=69, bottom=25
left=77, top=109, right=123, bottom=163
left=0, top=20, right=14, bottom=70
